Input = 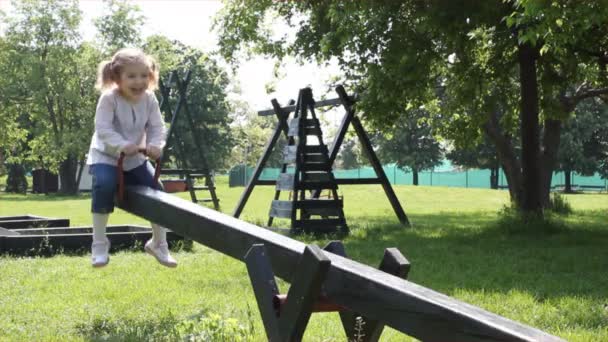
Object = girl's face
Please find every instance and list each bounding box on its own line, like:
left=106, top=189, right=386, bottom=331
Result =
left=117, top=62, right=151, bottom=102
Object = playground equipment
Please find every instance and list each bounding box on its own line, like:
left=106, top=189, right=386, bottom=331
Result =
left=158, top=70, right=220, bottom=209
left=0, top=215, right=69, bottom=229
left=118, top=184, right=563, bottom=341
left=268, top=88, right=348, bottom=234
left=233, top=86, right=410, bottom=233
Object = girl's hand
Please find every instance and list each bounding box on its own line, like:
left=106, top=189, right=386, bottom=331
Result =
left=146, top=145, right=162, bottom=160
left=121, top=143, right=139, bottom=156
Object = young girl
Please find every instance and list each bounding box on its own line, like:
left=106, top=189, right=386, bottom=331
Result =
left=86, top=48, right=177, bottom=268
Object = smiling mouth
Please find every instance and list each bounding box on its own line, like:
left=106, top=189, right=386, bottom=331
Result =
left=130, top=88, right=144, bottom=94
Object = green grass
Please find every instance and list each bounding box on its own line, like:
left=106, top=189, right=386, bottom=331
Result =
left=1, top=176, right=607, bottom=341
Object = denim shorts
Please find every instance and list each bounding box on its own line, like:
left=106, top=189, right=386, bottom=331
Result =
left=90, top=162, right=161, bottom=214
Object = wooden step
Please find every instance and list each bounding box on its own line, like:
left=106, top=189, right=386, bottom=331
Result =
left=270, top=199, right=344, bottom=219
left=187, top=174, right=210, bottom=178
left=297, top=181, right=337, bottom=190
left=288, top=118, right=322, bottom=137
left=300, top=153, right=326, bottom=163
left=301, top=207, right=343, bottom=217
left=301, top=118, right=319, bottom=127
left=303, top=126, right=322, bottom=136
left=297, top=199, right=343, bottom=216
left=301, top=172, right=331, bottom=182
left=300, top=162, right=330, bottom=171
left=191, top=186, right=212, bottom=191
left=277, top=174, right=338, bottom=191
left=302, top=145, right=328, bottom=154
left=295, top=199, right=343, bottom=209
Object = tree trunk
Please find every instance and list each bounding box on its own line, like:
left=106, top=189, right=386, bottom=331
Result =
left=490, top=167, right=499, bottom=189
left=517, top=43, right=543, bottom=214
left=540, top=119, right=562, bottom=207
left=58, top=154, right=79, bottom=195
left=564, top=169, right=572, bottom=193
left=412, top=170, right=419, bottom=186
left=6, top=163, right=28, bottom=194
left=484, top=114, right=523, bottom=206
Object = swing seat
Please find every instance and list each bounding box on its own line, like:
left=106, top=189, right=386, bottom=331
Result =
left=162, top=179, right=189, bottom=193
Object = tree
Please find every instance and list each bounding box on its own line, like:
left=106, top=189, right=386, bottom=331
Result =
left=94, top=0, right=144, bottom=55
left=144, top=35, right=236, bottom=172
left=586, top=104, right=608, bottom=180
left=447, top=137, right=502, bottom=189
left=0, top=0, right=151, bottom=194
left=0, top=17, right=30, bottom=192
left=376, top=110, right=444, bottom=186
left=338, top=137, right=363, bottom=170
left=2, top=0, right=94, bottom=194
left=5, top=164, right=28, bottom=194
left=216, top=1, right=608, bottom=216
left=229, top=116, right=286, bottom=169
left=556, top=98, right=607, bottom=192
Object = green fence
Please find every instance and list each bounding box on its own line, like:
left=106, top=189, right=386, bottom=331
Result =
left=228, top=164, right=608, bottom=190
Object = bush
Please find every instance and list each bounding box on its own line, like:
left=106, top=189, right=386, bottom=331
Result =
left=548, top=192, right=573, bottom=215
left=5, top=164, right=28, bottom=193
left=495, top=205, right=567, bottom=235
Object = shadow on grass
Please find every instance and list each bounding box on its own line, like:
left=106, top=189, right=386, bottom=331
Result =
left=306, top=210, right=608, bottom=302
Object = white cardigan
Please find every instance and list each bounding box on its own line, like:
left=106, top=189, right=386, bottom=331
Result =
left=86, top=88, right=166, bottom=171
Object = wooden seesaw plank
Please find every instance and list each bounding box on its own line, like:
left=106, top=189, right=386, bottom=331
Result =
left=118, top=186, right=563, bottom=342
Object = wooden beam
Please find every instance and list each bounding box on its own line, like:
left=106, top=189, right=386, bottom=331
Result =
left=334, top=86, right=410, bottom=226
left=233, top=100, right=289, bottom=218
left=255, top=178, right=383, bottom=186
left=258, top=96, right=356, bottom=116
left=244, top=244, right=281, bottom=341
left=120, top=186, right=563, bottom=342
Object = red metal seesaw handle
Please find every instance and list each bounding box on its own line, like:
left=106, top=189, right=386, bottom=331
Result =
left=117, top=148, right=161, bottom=204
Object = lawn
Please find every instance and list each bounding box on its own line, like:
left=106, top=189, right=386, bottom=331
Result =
left=0, top=176, right=607, bottom=341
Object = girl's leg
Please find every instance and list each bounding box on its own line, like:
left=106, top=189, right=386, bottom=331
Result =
left=93, top=213, right=109, bottom=242
left=124, top=162, right=177, bottom=267
left=124, top=161, right=166, bottom=241
left=90, top=164, right=117, bottom=267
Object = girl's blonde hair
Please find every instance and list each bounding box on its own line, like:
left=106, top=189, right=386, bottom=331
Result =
left=95, top=48, right=159, bottom=91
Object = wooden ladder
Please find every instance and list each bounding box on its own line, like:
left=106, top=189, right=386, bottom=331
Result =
left=268, top=88, right=348, bottom=234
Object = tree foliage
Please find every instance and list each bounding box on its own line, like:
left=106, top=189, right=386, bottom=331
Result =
left=1, top=0, right=91, bottom=194
left=0, top=0, right=234, bottom=194
left=557, top=98, right=608, bottom=188
left=144, top=35, right=235, bottom=172
left=376, top=110, right=444, bottom=185
left=216, top=1, right=608, bottom=214
left=94, top=0, right=145, bottom=55
left=447, top=136, right=503, bottom=189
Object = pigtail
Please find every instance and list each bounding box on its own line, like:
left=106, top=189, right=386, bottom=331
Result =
left=147, top=56, right=160, bottom=91
left=95, top=60, right=116, bottom=91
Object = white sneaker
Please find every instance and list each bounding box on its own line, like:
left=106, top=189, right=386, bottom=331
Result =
left=91, top=238, right=110, bottom=268
left=145, top=239, right=177, bottom=268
